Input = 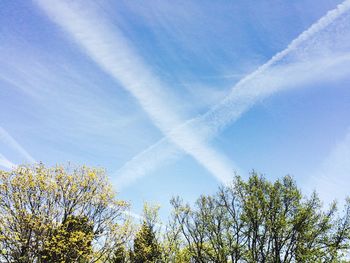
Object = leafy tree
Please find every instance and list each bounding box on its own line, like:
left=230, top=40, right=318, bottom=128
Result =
left=131, top=222, right=161, bottom=263
left=41, top=215, right=94, bottom=262
left=171, top=171, right=350, bottom=262
left=161, top=218, right=190, bottom=263
left=1, top=165, right=349, bottom=263
left=131, top=204, right=162, bottom=263
left=110, top=243, right=128, bottom=263
left=0, top=164, right=130, bottom=263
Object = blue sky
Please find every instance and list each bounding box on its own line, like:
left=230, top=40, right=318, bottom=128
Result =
left=1, top=0, right=350, bottom=217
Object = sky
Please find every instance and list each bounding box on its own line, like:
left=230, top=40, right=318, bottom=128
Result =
left=0, top=0, right=350, bottom=217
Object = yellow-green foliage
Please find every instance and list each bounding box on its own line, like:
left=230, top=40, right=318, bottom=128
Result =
left=131, top=222, right=161, bottom=263
left=0, top=164, right=130, bottom=263
left=131, top=203, right=162, bottom=263
left=170, top=172, right=350, bottom=262
left=1, top=166, right=349, bottom=262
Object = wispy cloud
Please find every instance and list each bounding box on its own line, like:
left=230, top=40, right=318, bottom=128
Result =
left=198, top=53, right=350, bottom=138
left=113, top=0, right=350, bottom=189
left=0, top=126, right=36, bottom=163
left=0, top=153, right=16, bottom=170
left=34, top=0, right=238, bottom=185
left=198, top=0, right=350, bottom=135
left=309, top=128, right=350, bottom=206
left=0, top=43, right=147, bottom=151
left=113, top=138, right=180, bottom=189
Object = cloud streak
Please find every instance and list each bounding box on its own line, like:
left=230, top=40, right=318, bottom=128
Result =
left=0, top=153, right=16, bottom=170
left=198, top=0, right=350, bottom=135
left=309, top=128, right=350, bottom=206
left=35, top=0, right=238, bottom=185
left=0, top=126, right=36, bottom=163
left=114, top=0, right=350, bottom=189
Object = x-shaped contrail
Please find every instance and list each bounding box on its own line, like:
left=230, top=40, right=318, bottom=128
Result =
left=0, top=0, right=349, bottom=223
left=113, top=0, right=350, bottom=188
left=2, top=0, right=350, bottom=191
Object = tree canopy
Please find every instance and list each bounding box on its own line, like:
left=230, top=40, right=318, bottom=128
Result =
left=170, top=172, right=350, bottom=262
left=0, top=165, right=349, bottom=262
left=0, top=164, right=130, bottom=263
left=131, top=204, right=162, bottom=263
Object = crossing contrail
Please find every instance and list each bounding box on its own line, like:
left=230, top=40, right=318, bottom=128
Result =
left=35, top=0, right=239, bottom=185
left=198, top=0, right=350, bottom=135
left=114, top=0, right=350, bottom=189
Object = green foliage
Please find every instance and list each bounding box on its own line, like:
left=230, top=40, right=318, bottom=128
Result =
left=131, top=204, right=162, bottom=263
left=110, top=244, right=128, bottom=263
left=131, top=221, right=161, bottom=263
left=0, top=165, right=349, bottom=262
left=171, top=171, right=350, bottom=262
left=0, top=164, right=130, bottom=263
left=41, top=215, right=94, bottom=262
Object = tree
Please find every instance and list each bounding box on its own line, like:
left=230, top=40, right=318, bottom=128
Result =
left=1, top=165, right=349, bottom=262
left=41, top=215, right=94, bottom=262
left=160, top=217, right=191, bottom=263
left=131, top=222, right=161, bottom=263
left=131, top=204, right=162, bottom=263
left=171, top=171, right=350, bottom=262
left=110, top=243, right=128, bottom=263
left=0, top=164, right=130, bottom=263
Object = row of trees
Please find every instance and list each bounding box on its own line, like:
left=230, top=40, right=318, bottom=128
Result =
left=0, top=164, right=349, bottom=262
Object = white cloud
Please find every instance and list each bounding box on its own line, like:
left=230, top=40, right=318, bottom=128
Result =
left=113, top=0, right=350, bottom=189
left=35, top=0, right=238, bottom=185
left=309, top=129, right=350, bottom=206
left=0, top=126, right=36, bottom=163
left=198, top=53, right=350, bottom=137
left=113, top=138, right=180, bottom=190
left=0, top=153, right=16, bottom=170
left=198, top=0, right=350, bottom=134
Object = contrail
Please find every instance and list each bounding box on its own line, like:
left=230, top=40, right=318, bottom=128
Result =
left=35, top=0, right=238, bottom=185
left=0, top=153, right=16, bottom=170
left=307, top=128, right=350, bottom=206
left=113, top=137, right=180, bottom=189
left=199, top=0, right=350, bottom=135
left=0, top=126, right=36, bottom=163
left=114, top=0, right=350, bottom=189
